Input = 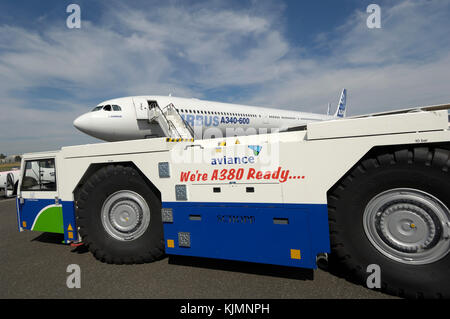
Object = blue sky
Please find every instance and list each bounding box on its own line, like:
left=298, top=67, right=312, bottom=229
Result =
left=1, top=0, right=450, bottom=154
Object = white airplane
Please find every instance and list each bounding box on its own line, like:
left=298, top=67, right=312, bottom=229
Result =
left=73, top=89, right=347, bottom=141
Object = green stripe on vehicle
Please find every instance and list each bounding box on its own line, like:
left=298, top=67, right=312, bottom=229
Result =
left=32, top=206, right=64, bottom=234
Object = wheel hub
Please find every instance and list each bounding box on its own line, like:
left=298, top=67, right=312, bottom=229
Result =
left=109, top=200, right=141, bottom=233
left=364, top=188, right=450, bottom=265
left=101, top=190, right=150, bottom=241
left=378, top=203, right=437, bottom=253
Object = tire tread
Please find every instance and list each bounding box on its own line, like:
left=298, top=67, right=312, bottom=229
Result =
left=76, top=165, right=164, bottom=265
left=328, top=146, right=450, bottom=299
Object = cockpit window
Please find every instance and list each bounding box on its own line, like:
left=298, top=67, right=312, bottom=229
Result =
left=91, top=105, right=121, bottom=112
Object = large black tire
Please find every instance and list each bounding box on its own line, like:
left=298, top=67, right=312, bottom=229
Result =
left=328, top=147, right=450, bottom=298
left=76, top=165, right=164, bottom=264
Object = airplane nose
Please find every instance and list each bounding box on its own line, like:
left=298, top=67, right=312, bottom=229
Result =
left=73, top=112, right=115, bottom=141
left=73, top=114, right=90, bottom=133
left=73, top=116, right=81, bottom=129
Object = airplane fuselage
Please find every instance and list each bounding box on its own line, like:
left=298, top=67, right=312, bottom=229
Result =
left=74, top=95, right=337, bottom=142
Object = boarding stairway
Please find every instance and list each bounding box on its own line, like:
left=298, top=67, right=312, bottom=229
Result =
left=148, top=102, right=194, bottom=139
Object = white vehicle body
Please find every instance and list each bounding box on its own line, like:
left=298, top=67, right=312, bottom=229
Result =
left=0, top=169, right=20, bottom=197
left=73, top=90, right=347, bottom=142
left=16, top=103, right=450, bottom=298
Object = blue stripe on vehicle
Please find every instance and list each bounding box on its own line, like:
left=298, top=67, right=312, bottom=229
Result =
left=61, top=201, right=78, bottom=243
left=162, top=202, right=330, bottom=269
left=16, top=198, right=78, bottom=242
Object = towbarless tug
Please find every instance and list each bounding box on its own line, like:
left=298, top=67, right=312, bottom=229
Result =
left=16, top=104, right=450, bottom=298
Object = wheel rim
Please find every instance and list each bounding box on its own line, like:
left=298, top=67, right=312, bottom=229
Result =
left=363, top=188, right=450, bottom=265
left=101, top=190, right=150, bottom=241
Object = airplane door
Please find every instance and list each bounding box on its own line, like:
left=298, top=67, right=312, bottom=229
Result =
left=132, top=97, right=149, bottom=119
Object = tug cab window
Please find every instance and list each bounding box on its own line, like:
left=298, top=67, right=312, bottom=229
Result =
left=21, top=159, right=57, bottom=191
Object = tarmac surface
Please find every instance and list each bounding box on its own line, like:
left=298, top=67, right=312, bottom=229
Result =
left=0, top=197, right=396, bottom=299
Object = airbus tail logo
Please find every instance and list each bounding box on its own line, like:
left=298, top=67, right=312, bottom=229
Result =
left=337, top=104, right=345, bottom=117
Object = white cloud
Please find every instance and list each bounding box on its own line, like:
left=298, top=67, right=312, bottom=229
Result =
left=245, top=0, right=450, bottom=113
left=0, top=2, right=290, bottom=154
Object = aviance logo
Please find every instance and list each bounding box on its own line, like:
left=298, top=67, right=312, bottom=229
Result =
left=211, top=155, right=255, bottom=165
left=248, top=145, right=262, bottom=156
